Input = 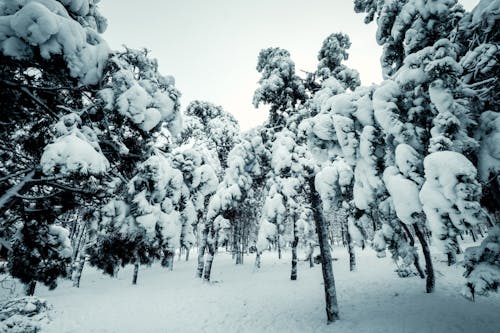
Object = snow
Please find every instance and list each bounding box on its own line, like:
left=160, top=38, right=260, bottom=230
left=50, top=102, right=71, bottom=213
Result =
left=1, top=0, right=110, bottom=85
left=47, top=225, right=72, bottom=259
left=383, top=166, right=422, bottom=225
left=420, top=151, right=485, bottom=251
left=41, top=133, right=110, bottom=175
left=372, top=80, right=404, bottom=139
left=5, top=248, right=496, bottom=333
left=463, top=226, right=500, bottom=296
left=476, top=111, right=500, bottom=182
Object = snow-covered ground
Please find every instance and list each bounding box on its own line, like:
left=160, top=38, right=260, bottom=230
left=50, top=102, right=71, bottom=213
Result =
left=4, top=247, right=500, bottom=333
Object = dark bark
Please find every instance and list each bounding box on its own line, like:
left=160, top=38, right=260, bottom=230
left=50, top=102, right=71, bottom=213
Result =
left=470, top=229, right=477, bottom=242
left=255, top=252, right=261, bottom=269
left=277, top=236, right=282, bottom=260
left=185, top=247, right=190, bottom=261
left=414, top=223, right=435, bottom=293
left=345, top=218, right=356, bottom=272
left=291, top=221, right=299, bottom=280
left=401, top=223, right=424, bottom=279
left=25, top=281, right=36, bottom=296
left=310, top=177, right=339, bottom=323
left=165, top=251, right=174, bottom=271
left=132, top=262, right=139, bottom=285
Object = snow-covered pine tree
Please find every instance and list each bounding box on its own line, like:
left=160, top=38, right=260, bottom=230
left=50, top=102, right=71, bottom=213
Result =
left=170, top=146, right=218, bottom=263
left=256, top=129, right=316, bottom=279
left=354, top=0, right=465, bottom=78
left=420, top=151, right=486, bottom=266
left=455, top=0, right=500, bottom=221
left=0, top=0, right=110, bottom=294
left=183, top=101, right=240, bottom=170
left=0, top=0, right=182, bottom=291
left=463, top=226, right=500, bottom=300
left=200, top=131, right=270, bottom=280
left=253, top=47, right=306, bottom=131
left=88, top=154, right=184, bottom=284
left=309, top=32, right=361, bottom=93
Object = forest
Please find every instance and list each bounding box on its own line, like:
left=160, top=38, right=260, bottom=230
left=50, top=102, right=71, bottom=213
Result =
left=0, top=0, right=499, bottom=332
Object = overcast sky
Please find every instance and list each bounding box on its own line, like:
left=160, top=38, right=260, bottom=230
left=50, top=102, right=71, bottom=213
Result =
left=100, top=0, right=479, bottom=131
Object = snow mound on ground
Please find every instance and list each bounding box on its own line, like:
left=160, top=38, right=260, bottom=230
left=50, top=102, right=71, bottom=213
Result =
left=0, top=297, right=51, bottom=333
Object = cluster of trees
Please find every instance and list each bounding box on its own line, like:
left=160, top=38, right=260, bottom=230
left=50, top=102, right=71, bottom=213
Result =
left=0, top=0, right=498, bottom=325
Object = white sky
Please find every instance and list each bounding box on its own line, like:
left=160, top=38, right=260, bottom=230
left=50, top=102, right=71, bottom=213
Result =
left=100, top=0, right=479, bottom=131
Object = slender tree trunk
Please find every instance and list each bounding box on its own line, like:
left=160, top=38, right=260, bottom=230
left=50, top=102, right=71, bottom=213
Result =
left=71, top=222, right=87, bottom=282
left=414, top=223, right=435, bottom=293
left=255, top=252, right=261, bottom=269
left=197, top=225, right=208, bottom=278
left=185, top=247, right=190, bottom=261
left=307, top=244, right=314, bottom=268
left=345, top=217, right=356, bottom=272
left=72, top=254, right=86, bottom=288
left=470, top=229, right=477, bottom=242
left=166, top=251, right=174, bottom=271
left=401, top=223, right=425, bottom=279
left=277, top=236, right=282, bottom=260
left=25, top=281, right=36, bottom=296
left=235, top=222, right=243, bottom=265
left=310, top=177, right=339, bottom=323
left=203, top=243, right=216, bottom=282
left=291, top=220, right=299, bottom=280
left=132, top=262, right=139, bottom=285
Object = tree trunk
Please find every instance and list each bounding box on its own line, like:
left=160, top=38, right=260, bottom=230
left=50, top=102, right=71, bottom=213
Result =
left=132, top=262, right=139, bottom=285
left=197, top=225, right=208, bottom=278
left=414, top=223, right=435, bottom=293
left=291, top=222, right=299, bottom=280
left=72, top=254, right=86, bottom=288
left=235, top=223, right=243, bottom=265
left=277, top=236, right=282, bottom=260
left=25, top=281, right=36, bottom=296
left=203, top=223, right=218, bottom=282
left=165, top=251, right=174, bottom=271
left=401, top=223, right=424, bottom=279
left=255, top=252, right=261, bottom=269
left=203, top=243, right=216, bottom=282
left=185, top=247, right=190, bottom=261
left=310, top=177, right=339, bottom=323
left=345, top=217, right=356, bottom=272
left=307, top=244, right=314, bottom=268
